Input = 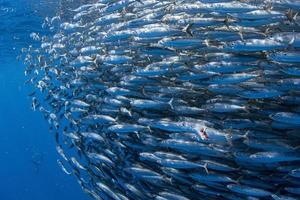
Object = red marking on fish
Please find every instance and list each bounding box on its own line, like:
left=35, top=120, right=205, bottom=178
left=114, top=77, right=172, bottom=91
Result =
left=200, top=128, right=209, bottom=140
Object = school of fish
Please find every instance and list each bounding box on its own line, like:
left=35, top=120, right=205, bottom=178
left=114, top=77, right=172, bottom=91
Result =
left=21, top=0, right=300, bottom=199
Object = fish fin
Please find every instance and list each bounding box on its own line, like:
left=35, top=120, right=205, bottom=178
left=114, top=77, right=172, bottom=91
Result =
left=224, top=15, right=232, bottom=29
left=147, top=126, right=152, bottom=133
left=289, top=36, right=295, bottom=46
left=264, top=27, right=270, bottom=36
left=260, top=51, right=268, bottom=60
left=282, top=173, right=290, bottom=179
left=225, top=134, right=233, bottom=146
left=135, top=132, right=140, bottom=139
left=286, top=9, right=297, bottom=22
left=293, top=12, right=299, bottom=21
left=168, top=63, right=174, bottom=73
left=166, top=177, right=173, bottom=185
left=141, top=86, right=147, bottom=97
left=68, top=143, right=75, bottom=149
left=16, top=55, right=21, bottom=61
left=147, top=56, right=151, bottom=62
left=286, top=35, right=296, bottom=50
left=243, top=107, right=251, bottom=114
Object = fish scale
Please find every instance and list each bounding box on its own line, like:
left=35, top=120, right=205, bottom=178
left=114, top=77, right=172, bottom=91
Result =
left=21, top=0, right=300, bottom=199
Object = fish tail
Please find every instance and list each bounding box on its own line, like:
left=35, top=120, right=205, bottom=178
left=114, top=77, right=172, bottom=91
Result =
left=236, top=175, right=243, bottom=184
left=293, top=12, right=299, bottom=21
left=182, top=23, right=193, bottom=37
left=136, top=0, right=144, bottom=5
left=203, top=163, right=209, bottom=174
left=225, top=130, right=234, bottom=146
left=294, top=145, right=300, bottom=151
left=168, top=98, right=174, bottom=110
left=238, top=29, right=244, bottom=41
left=243, top=130, right=250, bottom=140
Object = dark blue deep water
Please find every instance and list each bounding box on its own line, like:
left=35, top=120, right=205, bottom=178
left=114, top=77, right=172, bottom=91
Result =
left=0, top=1, right=89, bottom=199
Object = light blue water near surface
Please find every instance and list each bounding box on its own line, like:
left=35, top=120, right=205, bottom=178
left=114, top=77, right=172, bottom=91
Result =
left=0, top=1, right=90, bottom=199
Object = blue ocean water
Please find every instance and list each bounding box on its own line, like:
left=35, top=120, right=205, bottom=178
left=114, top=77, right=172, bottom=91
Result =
left=0, top=1, right=90, bottom=200
left=2, top=0, right=300, bottom=199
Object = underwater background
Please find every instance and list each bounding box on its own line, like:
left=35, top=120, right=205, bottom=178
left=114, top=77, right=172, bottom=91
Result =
left=0, top=0, right=89, bottom=199
left=1, top=0, right=300, bottom=199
